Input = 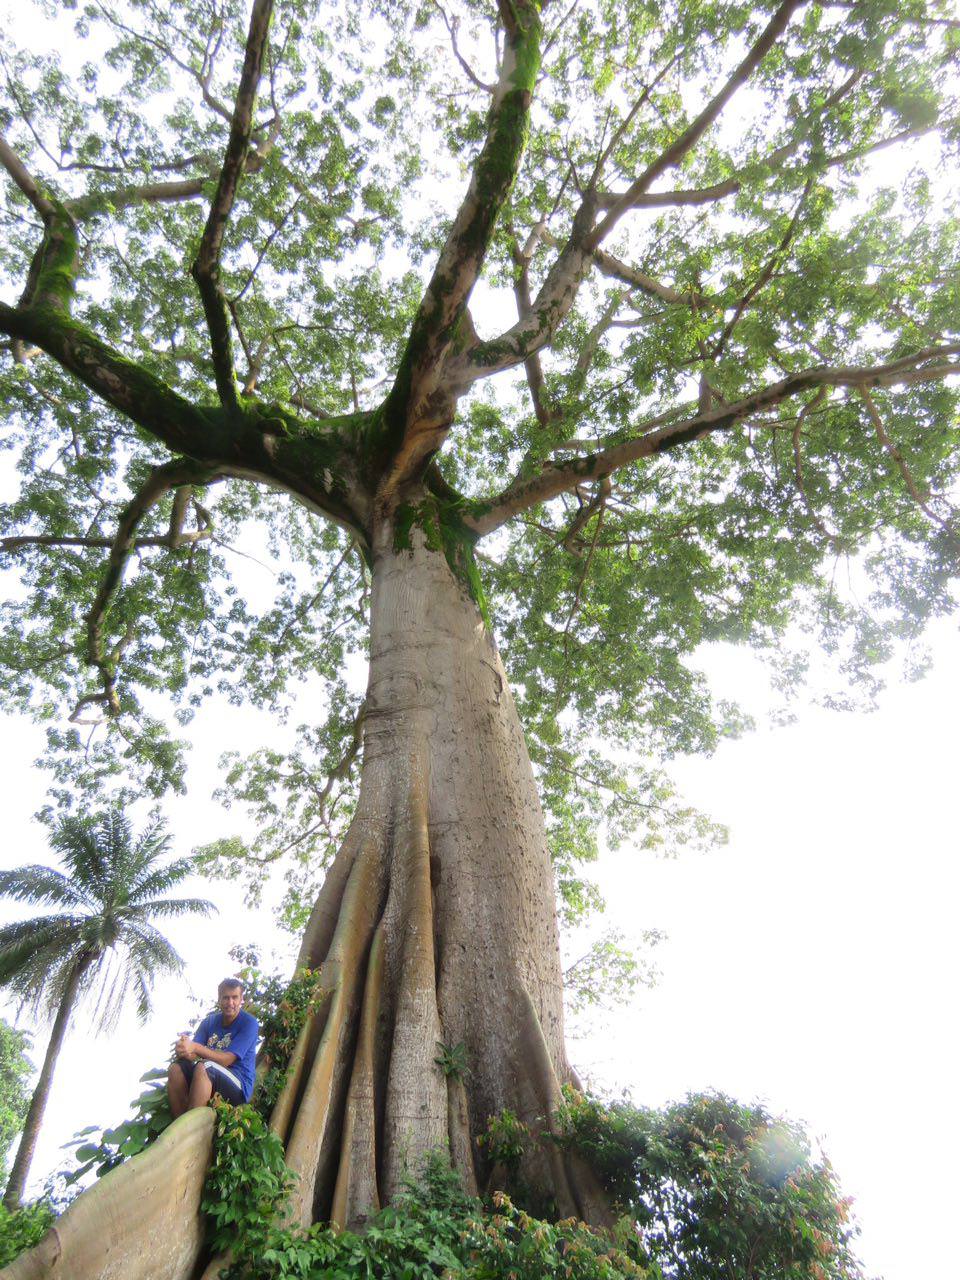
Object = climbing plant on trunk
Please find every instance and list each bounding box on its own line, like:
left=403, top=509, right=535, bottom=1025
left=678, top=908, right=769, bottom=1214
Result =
left=0, top=0, right=958, bottom=1232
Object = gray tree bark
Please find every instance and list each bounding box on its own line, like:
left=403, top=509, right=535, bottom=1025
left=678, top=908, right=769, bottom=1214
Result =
left=270, top=518, right=606, bottom=1228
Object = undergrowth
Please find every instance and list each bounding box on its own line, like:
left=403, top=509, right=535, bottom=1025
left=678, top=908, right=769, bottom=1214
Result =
left=203, top=1101, right=646, bottom=1279
left=202, top=1089, right=867, bottom=1280
left=0, top=1200, right=55, bottom=1267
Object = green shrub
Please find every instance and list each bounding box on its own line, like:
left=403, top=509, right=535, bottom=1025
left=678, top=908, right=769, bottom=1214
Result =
left=479, top=1108, right=529, bottom=1173
left=0, top=1199, right=55, bottom=1267
left=65, top=1067, right=173, bottom=1184
left=554, top=1089, right=865, bottom=1280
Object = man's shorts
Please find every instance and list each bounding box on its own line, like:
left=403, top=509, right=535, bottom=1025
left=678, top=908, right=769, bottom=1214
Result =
left=175, top=1057, right=246, bottom=1105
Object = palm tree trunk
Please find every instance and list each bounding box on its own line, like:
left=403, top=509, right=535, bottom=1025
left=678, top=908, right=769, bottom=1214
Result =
left=3, top=957, right=89, bottom=1210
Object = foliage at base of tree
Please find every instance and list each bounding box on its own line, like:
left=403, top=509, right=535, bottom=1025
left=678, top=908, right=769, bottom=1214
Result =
left=203, top=1101, right=643, bottom=1280
left=0, top=1199, right=55, bottom=1268
left=554, top=1090, right=864, bottom=1280
left=201, top=1094, right=865, bottom=1280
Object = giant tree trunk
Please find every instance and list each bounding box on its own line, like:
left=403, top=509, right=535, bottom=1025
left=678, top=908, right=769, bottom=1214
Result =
left=3, top=960, right=87, bottom=1210
left=268, top=516, right=606, bottom=1229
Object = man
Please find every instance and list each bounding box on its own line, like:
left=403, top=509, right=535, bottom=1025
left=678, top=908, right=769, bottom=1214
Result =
left=167, top=978, right=259, bottom=1116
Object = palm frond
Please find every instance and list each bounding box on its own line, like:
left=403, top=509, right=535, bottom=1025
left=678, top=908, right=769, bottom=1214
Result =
left=85, top=950, right=131, bottom=1033
left=3, top=810, right=207, bottom=1029
left=122, top=921, right=185, bottom=978
left=131, top=815, right=173, bottom=871
left=0, top=926, right=99, bottom=1020
left=49, top=817, right=111, bottom=903
left=0, top=865, right=92, bottom=909
left=133, top=970, right=152, bottom=1023
left=0, top=914, right=87, bottom=974
left=125, top=855, right=197, bottom=904
left=121, top=896, right=215, bottom=921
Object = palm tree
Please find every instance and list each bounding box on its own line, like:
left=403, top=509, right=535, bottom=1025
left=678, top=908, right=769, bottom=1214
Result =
left=0, top=810, right=214, bottom=1209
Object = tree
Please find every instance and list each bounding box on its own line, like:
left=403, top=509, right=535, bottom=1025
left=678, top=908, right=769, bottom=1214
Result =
left=0, top=1021, right=33, bottom=1186
left=0, top=0, right=956, bottom=1237
left=0, top=811, right=213, bottom=1209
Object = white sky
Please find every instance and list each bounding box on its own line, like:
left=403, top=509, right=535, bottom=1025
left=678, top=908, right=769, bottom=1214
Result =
left=2, top=619, right=958, bottom=1280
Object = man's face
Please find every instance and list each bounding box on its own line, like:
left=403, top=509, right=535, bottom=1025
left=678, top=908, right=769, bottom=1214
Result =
left=218, top=985, right=243, bottom=1024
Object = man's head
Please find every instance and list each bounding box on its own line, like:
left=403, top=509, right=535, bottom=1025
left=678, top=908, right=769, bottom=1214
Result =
left=217, top=978, right=244, bottom=1024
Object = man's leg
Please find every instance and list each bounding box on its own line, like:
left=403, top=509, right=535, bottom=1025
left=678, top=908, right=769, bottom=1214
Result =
left=187, top=1062, right=214, bottom=1110
left=167, top=1061, right=190, bottom=1118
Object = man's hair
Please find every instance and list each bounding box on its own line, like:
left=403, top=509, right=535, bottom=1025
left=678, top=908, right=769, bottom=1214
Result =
left=218, top=977, right=244, bottom=995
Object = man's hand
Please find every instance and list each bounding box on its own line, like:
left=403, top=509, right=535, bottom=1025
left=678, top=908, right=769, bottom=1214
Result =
left=174, top=1034, right=198, bottom=1060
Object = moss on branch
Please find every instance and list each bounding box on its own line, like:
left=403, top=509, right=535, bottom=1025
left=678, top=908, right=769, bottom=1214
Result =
left=393, top=496, right=490, bottom=627
left=29, top=201, right=81, bottom=311
left=371, top=4, right=543, bottom=493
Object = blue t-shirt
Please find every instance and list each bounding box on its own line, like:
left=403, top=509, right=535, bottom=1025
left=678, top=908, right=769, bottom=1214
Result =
left=194, top=1009, right=259, bottom=1102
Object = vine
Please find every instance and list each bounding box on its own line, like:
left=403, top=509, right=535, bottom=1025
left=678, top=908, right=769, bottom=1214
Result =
left=229, top=949, right=325, bottom=1120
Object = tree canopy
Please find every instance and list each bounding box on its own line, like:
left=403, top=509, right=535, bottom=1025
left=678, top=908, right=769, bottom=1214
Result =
left=0, top=0, right=956, bottom=926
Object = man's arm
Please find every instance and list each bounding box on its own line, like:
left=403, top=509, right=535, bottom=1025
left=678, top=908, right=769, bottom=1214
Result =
left=186, top=1041, right=239, bottom=1068
left=171, top=1013, right=239, bottom=1064
left=174, top=1023, right=239, bottom=1068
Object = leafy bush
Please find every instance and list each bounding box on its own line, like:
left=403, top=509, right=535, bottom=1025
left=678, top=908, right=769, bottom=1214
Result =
left=65, top=1067, right=173, bottom=1184
left=202, top=1102, right=645, bottom=1279
left=479, top=1108, right=529, bottom=1174
left=0, top=1200, right=55, bottom=1267
left=554, top=1089, right=865, bottom=1280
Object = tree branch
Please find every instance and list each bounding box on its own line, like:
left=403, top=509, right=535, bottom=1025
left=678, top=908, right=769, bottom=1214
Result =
left=591, top=245, right=710, bottom=308
left=79, top=460, right=223, bottom=719
left=374, top=0, right=543, bottom=503
left=434, top=1, right=496, bottom=92
left=0, top=171, right=372, bottom=537
left=191, top=0, right=274, bottom=416
left=594, top=113, right=947, bottom=214
left=510, top=235, right=556, bottom=426
left=0, top=134, right=54, bottom=218
left=562, top=476, right=612, bottom=552
left=710, top=176, right=813, bottom=359
left=469, top=345, right=960, bottom=535
left=0, top=294, right=222, bottom=460
left=1, top=527, right=213, bottom=554
left=790, top=388, right=841, bottom=545
left=455, top=2, right=802, bottom=391
left=589, top=0, right=805, bottom=246
left=859, top=385, right=953, bottom=528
